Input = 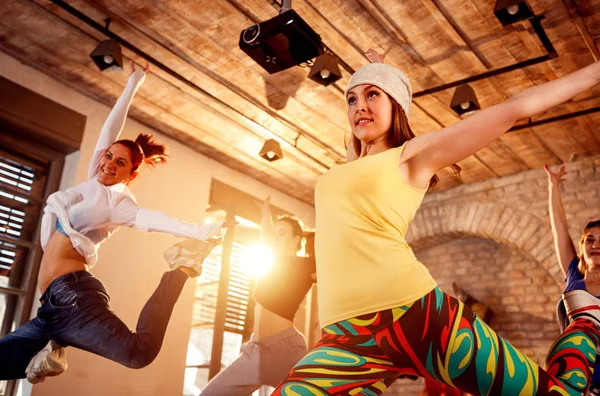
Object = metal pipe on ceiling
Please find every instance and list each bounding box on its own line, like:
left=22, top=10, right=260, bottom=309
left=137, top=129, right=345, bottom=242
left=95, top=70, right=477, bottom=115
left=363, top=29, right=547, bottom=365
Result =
left=413, top=53, right=554, bottom=97
left=413, top=16, right=557, bottom=97
left=508, top=106, right=600, bottom=132
left=47, top=0, right=335, bottom=170
left=48, top=0, right=599, bottom=152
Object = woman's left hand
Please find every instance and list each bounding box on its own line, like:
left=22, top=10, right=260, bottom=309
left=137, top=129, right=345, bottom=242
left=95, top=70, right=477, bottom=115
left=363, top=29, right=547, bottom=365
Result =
left=222, top=221, right=239, bottom=228
left=366, top=48, right=385, bottom=64
left=130, top=60, right=150, bottom=75
left=543, top=164, right=567, bottom=188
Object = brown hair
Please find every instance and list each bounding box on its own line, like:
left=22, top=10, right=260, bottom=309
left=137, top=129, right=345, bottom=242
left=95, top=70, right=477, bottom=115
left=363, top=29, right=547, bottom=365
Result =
left=275, top=215, right=304, bottom=252
left=578, top=220, right=600, bottom=274
left=113, top=133, right=169, bottom=175
left=347, top=100, right=461, bottom=188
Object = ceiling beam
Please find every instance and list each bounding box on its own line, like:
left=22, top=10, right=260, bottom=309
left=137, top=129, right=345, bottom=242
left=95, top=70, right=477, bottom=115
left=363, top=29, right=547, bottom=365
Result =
left=560, top=0, right=600, bottom=61
left=47, top=0, right=338, bottom=170
left=414, top=17, right=557, bottom=97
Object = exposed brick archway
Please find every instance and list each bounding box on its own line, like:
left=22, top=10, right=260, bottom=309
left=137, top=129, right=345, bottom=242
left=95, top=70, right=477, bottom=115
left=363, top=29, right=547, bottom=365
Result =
left=406, top=201, right=563, bottom=286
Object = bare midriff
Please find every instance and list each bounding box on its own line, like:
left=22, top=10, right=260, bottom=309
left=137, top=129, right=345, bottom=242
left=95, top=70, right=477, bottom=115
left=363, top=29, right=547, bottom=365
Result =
left=38, top=231, right=88, bottom=293
left=252, top=303, right=294, bottom=340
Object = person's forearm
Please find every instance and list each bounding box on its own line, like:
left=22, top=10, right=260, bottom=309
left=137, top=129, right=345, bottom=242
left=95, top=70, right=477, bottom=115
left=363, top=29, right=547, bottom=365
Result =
left=88, top=72, right=146, bottom=178
left=507, top=61, right=600, bottom=121
left=548, top=184, right=569, bottom=235
left=133, top=209, right=222, bottom=240
left=260, top=209, right=274, bottom=243
left=547, top=182, right=577, bottom=272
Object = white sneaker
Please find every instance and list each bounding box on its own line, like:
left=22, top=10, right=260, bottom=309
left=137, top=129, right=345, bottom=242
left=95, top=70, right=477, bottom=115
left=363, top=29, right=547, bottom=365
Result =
left=25, top=341, right=67, bottom=384
left=164, top=238, right=221, bottom=277
left=563, top=289, right=600, bottom=329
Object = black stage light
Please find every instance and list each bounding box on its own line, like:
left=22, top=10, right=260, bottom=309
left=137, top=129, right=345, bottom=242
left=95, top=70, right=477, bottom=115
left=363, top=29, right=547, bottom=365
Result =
left=450, top=84, right=481, bottom=116
left=309, top=53, right=342, bottom=86
left=239, top=9, right=324, bottom=74
left=90, top=39, right=123, bottom=71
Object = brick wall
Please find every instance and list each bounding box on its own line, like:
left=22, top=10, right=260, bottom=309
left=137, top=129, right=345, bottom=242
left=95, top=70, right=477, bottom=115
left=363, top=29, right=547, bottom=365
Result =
left=385, top=155, right=600, bottom=395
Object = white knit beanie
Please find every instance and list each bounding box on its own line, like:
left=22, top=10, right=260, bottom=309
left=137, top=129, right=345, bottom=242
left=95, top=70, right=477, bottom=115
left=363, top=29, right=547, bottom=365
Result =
left=345, top=63, right=412, bottom=116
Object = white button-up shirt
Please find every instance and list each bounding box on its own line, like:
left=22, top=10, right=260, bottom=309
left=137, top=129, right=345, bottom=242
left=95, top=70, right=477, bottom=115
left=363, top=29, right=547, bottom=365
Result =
left=40, top=71, right=222, bottom=267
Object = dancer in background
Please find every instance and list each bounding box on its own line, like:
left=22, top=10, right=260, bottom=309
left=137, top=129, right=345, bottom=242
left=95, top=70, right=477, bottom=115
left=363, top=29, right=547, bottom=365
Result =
left=545, top=164, right=600, bottom=396
left=201, top=196, right=315, bottom=395
left=0, top=61, right=236, bottom=384
left=272, top=48, right=600, bottom=395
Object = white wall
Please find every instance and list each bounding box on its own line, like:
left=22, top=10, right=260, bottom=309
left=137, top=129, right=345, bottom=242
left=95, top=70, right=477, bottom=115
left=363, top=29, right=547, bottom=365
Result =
left=0, top=52, right=314, bottom=396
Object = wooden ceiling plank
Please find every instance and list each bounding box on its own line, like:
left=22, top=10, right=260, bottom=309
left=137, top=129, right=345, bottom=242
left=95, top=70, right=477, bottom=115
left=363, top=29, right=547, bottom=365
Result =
left=29, top=0, right=342, bottom=169
left=96, top=0, right=350, bottom=153
left=2, top=0, right=599, bottom=198
left=0, top=6, right=318, bottom=202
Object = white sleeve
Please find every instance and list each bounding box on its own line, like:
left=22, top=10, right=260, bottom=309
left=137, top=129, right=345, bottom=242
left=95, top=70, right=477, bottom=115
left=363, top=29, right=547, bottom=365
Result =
left=111, top=197, right=223, bottom=240
left=88, top=71, right=147, bottom=179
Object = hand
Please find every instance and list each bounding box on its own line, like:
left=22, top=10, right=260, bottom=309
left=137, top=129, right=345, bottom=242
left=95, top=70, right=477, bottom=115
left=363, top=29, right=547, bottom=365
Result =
left=255, top=195, right=271, bottom=216
left=130, top=60, right=150, bottom=75
left=222, top=221, right=239, bottom=228
left=366, top=48, right=385, bottom=64
left=543, top=164, right=566, bottom=187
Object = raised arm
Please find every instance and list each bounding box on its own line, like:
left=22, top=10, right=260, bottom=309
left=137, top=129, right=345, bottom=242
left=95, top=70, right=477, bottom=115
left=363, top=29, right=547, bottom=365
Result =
left=112, top=196, right=237, bottom=241
left=259, top=196, right=275, bottom=244
left=408, top=61, right=600, bottom=184
left=544, top=165, right=577, bottom=277
left=88, top=62, right=148, bottom=179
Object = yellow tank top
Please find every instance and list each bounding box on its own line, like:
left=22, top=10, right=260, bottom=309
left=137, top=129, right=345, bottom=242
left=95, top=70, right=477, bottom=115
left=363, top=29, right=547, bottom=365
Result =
left=315, top=143, right=437, bottom=327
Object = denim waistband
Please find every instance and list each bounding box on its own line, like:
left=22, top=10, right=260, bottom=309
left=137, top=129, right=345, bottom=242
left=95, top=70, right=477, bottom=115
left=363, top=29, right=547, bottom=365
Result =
left=52, top=270, right=94, bottom=285
left=42, top=271, right=103, bottom=298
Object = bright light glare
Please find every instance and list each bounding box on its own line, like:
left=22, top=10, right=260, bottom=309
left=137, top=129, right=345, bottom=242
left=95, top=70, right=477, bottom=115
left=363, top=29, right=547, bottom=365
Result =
left=241, top=244, right=274, bottom=277
left=507, top=4, right=519, bottom=15
left=319, top=69, right=331, bottom=79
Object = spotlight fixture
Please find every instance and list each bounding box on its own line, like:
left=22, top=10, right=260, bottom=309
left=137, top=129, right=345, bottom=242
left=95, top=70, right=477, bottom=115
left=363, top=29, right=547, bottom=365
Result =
left=450, top=84, right=480, bottom=116
left=259, top=139, right=283, bottom=162
left=90, top=19, right=123, bottom=71
left=309, top=53, right=343, bottom=86
left=90, top=39, right=123, bottom=71
left=494, top=0, right=534, bottom=26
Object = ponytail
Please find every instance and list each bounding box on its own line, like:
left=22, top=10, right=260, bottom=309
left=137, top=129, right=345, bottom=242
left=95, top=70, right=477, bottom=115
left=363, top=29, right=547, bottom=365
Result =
left=113, top=133, right=169, bottom=173
left=134, top=133, right=168, bottom=167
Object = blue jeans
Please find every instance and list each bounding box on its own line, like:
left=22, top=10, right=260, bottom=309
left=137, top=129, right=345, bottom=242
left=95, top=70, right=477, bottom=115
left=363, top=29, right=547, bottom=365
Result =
left=0, top=270, right=187, bottom=379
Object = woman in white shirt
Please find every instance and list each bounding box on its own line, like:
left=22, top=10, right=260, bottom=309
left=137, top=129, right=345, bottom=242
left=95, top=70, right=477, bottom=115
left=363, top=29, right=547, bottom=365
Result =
left=0, top=62, right=236, bottom=383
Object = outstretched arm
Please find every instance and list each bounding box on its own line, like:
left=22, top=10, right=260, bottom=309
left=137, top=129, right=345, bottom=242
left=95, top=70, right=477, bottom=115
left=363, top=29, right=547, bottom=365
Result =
left=544, top=165, right=577, bottom=277
left=112, top=196, right=237, bottom=241
left=408, top=61, right=600, bottom=185
left=259, top=196, right=275, bottom=244
left=88, top=61, right=149, bottom=179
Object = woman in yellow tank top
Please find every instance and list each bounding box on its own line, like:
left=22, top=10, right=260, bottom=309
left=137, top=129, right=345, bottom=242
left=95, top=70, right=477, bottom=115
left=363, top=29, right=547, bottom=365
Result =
left=272, top=49, right=600, bottom=396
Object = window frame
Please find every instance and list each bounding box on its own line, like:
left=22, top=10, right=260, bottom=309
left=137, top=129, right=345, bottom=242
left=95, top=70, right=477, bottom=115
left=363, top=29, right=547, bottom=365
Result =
left=0, top=131, right=65, bottom=396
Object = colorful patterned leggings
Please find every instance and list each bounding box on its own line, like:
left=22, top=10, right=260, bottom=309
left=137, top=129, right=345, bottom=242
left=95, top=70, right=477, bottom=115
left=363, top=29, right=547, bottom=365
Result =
left=272, top=287, right=599, bottom=396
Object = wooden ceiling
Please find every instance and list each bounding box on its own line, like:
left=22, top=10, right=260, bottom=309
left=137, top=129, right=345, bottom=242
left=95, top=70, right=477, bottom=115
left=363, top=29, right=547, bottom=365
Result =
left=1, top=0, right=600, bottom=205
